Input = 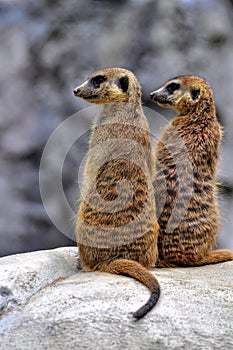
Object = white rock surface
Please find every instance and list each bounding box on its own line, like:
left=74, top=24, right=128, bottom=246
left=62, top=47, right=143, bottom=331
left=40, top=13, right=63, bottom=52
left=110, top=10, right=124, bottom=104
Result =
left=0, top=247, right=78, bottom=313
left=0, top=247, right=232, bottom=350
left=1, top=0, right=233, bottom=257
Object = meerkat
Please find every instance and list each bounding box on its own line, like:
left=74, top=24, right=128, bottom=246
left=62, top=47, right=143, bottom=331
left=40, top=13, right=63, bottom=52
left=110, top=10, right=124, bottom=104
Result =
left=150, top=75, right=233, bottom=267
left=73, top=68, right=160, bottom=319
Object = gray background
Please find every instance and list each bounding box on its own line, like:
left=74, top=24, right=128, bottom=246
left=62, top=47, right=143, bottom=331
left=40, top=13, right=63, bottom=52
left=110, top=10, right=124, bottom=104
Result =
left=0, top=0, right=232, bottom=257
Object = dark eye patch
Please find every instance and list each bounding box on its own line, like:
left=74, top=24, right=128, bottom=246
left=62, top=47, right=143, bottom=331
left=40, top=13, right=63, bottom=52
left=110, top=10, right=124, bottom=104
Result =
left=190, top=88, right=200, bottom=101
left=166, top=82, right=180, bottom=94
left=91, top=75, right=107, bottom=88
left=119, top=76, right=129, bottom=92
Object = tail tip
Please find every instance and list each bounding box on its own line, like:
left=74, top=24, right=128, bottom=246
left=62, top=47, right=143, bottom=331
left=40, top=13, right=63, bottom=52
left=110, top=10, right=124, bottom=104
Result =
left=132, top=289, right=160, bottom=320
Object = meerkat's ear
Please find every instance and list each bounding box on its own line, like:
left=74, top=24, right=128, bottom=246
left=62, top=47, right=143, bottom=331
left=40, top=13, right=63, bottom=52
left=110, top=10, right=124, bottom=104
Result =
left=119, top=76, right=129, bottom=92
left=190, top=88, right=200, bottom=101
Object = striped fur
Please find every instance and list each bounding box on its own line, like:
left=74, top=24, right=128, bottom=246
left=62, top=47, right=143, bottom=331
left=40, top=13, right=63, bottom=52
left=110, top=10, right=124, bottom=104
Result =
left=151, top=75, right=233, bottom=267
left=74, top=68, right=160, bottom=319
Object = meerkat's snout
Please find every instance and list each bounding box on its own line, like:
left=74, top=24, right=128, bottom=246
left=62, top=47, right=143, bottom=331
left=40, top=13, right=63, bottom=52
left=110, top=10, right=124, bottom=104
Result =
left=150, top=87, right=172, bottom=106
left=150, top=90, right=164, bottom=102
left=73, top=87, right=81, bottom=96
left=150, top=81, right=182, bottom=107
left=73, top=80, right=89, bottom=97
left=150, top=85, right=167, bottom=99
left=150, top=90, right=160, bottom=102
left=150, top=91, right=156, bottom=100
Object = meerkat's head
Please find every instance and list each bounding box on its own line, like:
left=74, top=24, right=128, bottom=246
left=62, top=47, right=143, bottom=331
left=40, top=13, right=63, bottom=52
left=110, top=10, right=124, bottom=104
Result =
left=73, top=68, right=141, bottom=104
left=150, top=75, right=213, bottom=115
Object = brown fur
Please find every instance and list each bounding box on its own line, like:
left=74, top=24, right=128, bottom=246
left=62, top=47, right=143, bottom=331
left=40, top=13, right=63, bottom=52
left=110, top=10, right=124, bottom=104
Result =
left=150, top=75, right=233, bottom=267
left=74, top=68, right=160, bottom=319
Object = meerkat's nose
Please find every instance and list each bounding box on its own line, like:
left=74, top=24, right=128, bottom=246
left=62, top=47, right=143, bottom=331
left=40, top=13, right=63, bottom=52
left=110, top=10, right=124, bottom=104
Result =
left=73, top=87, right=81, bottom=96
left=150, top=91, right=156, bottom=99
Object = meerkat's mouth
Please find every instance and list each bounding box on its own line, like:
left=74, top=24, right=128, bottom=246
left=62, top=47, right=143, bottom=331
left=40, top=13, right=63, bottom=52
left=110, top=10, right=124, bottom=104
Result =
left=151, top=95, right=173, bottom=106
left=83, top=95, right=99, bottom=100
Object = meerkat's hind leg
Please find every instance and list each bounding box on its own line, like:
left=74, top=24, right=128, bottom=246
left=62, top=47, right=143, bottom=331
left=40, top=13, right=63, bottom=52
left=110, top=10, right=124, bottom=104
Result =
left=155, top=259, right=179, bottom=268
left=155, top=250, right=233, bottom=268
left=178, top=249, right=233, bottom=267
left=195, top=249, right=233, bottom=266
left=97, top=259, right=160, bottom=320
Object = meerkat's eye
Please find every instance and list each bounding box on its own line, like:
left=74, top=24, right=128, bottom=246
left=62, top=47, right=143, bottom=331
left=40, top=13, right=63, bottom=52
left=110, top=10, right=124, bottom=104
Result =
left=91, top=75, right=107, bottom=88
left=119, top=76, right=129, bottom=92
left=166, top=82, right=180, bottom=94
left=190, top=88, right=200, bottom=101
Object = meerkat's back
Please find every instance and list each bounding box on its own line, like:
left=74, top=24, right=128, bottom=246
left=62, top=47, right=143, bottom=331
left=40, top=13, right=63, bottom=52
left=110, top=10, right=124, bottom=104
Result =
left=74, top=67, right=160, bottom=319
left=150, top=75, right=233, bottom=267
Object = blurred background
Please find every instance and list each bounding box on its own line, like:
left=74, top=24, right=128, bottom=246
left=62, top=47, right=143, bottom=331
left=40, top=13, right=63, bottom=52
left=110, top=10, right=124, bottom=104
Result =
left=0, top=0, right=233, bottom=257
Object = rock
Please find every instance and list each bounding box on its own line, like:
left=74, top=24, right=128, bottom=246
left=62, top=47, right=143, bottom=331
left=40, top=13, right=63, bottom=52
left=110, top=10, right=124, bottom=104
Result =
left=0, top=247, right=232, bottom=349
left=0, top=296, right=7, bottom=316
left=0, top=247, right=78, bottom=311
left=0, top=0, right=233, bottom=256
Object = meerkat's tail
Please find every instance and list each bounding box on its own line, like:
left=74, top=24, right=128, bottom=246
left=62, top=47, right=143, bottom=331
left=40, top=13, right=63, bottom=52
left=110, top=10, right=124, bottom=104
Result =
left=97, top=258, right=160, bottom=320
